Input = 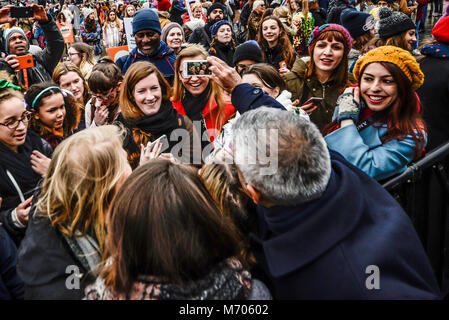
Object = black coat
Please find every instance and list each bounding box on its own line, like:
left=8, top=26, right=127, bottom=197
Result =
left=417, top=54, right=449, bottom=151
left=17, top=213, right=95, bottom=300
left=250, top=150, right=442, bottom=299
left=327, top=0, right=354, bottom=25
left=0, top=226, right=24, bottom=300
left=0, top=130, right=52, bottom=246
left=210, top=42, right=235, bottom=67
left=188, top=22, right=214, bottom=51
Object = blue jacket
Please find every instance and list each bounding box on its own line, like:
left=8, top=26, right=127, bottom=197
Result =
left=324, top=123, right=426, bottom=181
left=250, top=150, right=441, bottom=299
left=116, top=41, right=177, bottom=79
left=231, top=83, right=285, bottom=113
left=0, top=226, right=24, bottom=300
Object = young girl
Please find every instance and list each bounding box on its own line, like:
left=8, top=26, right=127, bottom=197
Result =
left=0, top=75, right=52, bottom=246
left=283, top=24, right=353, bottom=130
left=17, top=125, right=132, bottom=299
left=324, top=46, right=426, bottom=181
left=85, top=58, right=122, bottom=128
left=209, top=20, right=236, bottom=67
left=102, top=10, right=123, bottom=49
left=52, top=62, right=90, bottom=129
left=24, top=83, right=81, bottom=150
left=257, top=16, right=296, bottom=74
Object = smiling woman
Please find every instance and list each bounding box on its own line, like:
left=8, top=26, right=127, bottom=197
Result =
left=283, top=24, right=353, bottom=130
left=117, top=61, right=196, bottom=168
left=324, top=46, right=426, bottom=181
left=24, top=83, right=81, bottom=151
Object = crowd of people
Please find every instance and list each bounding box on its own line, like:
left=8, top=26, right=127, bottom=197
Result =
left=0, top=0, right=448, bottom=300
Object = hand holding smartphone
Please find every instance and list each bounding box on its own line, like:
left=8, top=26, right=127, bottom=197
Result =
left=183, top=60, right=213, bottom=77
left=9, top=6, right=34, bottom=19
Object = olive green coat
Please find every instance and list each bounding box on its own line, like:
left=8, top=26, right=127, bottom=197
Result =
left=283, top=57, right=346, bottom=130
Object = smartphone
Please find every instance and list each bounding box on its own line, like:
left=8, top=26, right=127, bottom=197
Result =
left=145, top=134, right=169, bottom=153
left=305, top=97, right=323, bottom=105
left=15, top=55, right=34, bottom=70
left=10, top=6, right=34, bottom=19
left=182, top=60, right=213, bottom=77
left=279, top=60, right=287, bottom=69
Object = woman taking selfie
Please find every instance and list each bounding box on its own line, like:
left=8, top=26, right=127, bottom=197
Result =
left=257, top=16, right=296, bottom=74
left=117, top=61, right=195, bottom=168
left=209, top=20, right=236, bottom=67
left=85, top=159, right=271, bottom=300
left=283, top=23, right=353, bottom=130
left=324, top=46, right=426, bottom=181
left=67, top=42, right=96, bottom=79
left=17, top=125, right=132, bottom=300
left=172, top=45, right=235, bottom=146
left=0, top=74, right=52, bottom=246
left=24, top=83, right=81, bottom=151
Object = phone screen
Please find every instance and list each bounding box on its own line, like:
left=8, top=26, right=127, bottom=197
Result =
left=10, top=7, right=34, bottom=18
left=146, top=135, right=169, bottom=153
left=183, top=60, right=212, bottom=77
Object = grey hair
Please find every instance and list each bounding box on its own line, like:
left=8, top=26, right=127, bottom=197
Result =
left=233, top=107, right=331, bottom=206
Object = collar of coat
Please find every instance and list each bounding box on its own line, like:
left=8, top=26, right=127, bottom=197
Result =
left=250, top=150, right=367, bottom=278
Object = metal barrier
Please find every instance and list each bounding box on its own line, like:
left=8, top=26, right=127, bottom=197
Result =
left=383, top=141, right=449, bottom=295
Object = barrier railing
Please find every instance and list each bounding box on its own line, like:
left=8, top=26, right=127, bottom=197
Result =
left=383, top=141, right=449, bottom=296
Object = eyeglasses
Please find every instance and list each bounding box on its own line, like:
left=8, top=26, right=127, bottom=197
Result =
left=134, top=31, right=157, bottom=39
left=92, top=88, right=117, bottom=101
left=0, top=112, right=32, bottom=130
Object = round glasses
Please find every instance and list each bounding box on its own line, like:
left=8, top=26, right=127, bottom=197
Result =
left=0, top=112, right=32, bottom=130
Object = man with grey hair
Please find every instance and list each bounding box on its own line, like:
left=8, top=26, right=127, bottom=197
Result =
left=231, top=107, right=441, bottom=299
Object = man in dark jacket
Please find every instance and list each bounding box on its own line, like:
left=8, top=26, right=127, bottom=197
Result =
left=231, top=106, right=442, bottom=299
left=188, top=3, right=226, bottom=51
left=116, top=8, right=177, bottom=84
left=0, top=4, right=64, bottom=88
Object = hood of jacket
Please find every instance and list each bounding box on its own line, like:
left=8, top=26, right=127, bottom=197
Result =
left=420, top=42, right=449, bottom=59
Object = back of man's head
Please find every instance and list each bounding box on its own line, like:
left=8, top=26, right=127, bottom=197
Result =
left=233, top=107, right=332, bottom=206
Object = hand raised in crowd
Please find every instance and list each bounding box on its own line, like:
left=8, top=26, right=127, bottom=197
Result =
left=31, top=4, right=49, bottom=22
left=140, top=140, right=163, bottom=166
left=15, top=196, right=33, bottom=226
left=0, top=5, right=17, bottom=24
left=30, top=150, right=51, bottom=176
left=94, top=104, right=110, bottom=126
left=207, top=56, right=242, bottom=93
left=5, top=55, right=20, bottom=70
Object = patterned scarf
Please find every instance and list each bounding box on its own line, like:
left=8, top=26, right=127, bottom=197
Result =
left=85, top=258, right=252, bottom=300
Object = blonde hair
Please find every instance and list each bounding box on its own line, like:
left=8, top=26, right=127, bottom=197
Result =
left=172, top=44, right=228, bottom=131
left=273, top=6, right=292, bottom=25
left=35, top=125, right=129, bottom=251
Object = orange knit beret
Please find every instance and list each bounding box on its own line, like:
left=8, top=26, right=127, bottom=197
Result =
left=353, top=46, right=424, bottom=91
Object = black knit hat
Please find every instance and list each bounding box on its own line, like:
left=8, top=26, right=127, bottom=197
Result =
left=233, top=41, right=263, bottom=65
left=340, top=9, right=376, bottom=39
left=377, top=7, right=416, bottom=39
left=207, top=3, right=226, bottom=17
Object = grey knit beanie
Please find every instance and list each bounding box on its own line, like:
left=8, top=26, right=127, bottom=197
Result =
left=161, top=22, right=185, bottom=44
left=377, top=7, right=416, bottom=39
left=5, top=27, right=30, bottom=55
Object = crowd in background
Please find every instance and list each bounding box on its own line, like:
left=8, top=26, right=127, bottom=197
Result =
left=0, top=0, right=448, bottom=300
